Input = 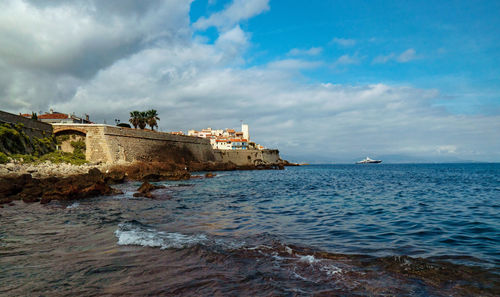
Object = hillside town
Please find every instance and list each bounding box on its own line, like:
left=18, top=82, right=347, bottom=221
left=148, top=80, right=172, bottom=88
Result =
left=187, top=124, right=266, bottom=150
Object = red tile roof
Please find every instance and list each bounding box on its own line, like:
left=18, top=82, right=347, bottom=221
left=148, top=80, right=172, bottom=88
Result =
left=38, top=113, right=69, bottom=119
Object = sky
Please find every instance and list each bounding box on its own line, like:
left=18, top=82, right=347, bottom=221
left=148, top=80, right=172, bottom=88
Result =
left=0, top=0, right=499, bottom=163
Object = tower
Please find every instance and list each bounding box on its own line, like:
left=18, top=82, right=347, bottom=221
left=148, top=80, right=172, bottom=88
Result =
left=242, top=123, right=249, bottom=140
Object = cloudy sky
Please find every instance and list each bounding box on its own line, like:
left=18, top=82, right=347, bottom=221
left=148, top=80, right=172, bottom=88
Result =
left=1, top=0, right=499, bottom=163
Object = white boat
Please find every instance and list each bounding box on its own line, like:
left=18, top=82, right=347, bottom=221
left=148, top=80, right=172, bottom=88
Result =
left=356, top=157, right=382, bottom=164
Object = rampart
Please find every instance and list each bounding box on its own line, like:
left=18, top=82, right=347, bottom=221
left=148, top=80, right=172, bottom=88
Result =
left=53, top=124, right=217, bottom=164
left=52, top=124, right=282, bottom=166
left=214, top=149, right=281, bottom=166
left=0, top=110, right=53, bottom=139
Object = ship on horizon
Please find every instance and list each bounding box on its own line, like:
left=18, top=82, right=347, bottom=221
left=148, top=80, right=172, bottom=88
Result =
left=356, top=157, right=382, bottom=164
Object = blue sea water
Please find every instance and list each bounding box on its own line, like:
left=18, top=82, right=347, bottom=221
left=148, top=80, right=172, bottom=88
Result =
left=162, top=163, right=500, bottom=268
left=2, top=163, right=499, bottom=296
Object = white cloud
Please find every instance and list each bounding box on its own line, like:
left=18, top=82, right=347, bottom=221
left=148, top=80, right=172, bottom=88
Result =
left=334, top=54, right=361, bottom=66
left=372, top=53, right=396, bottom=64
left=0, top=1, right=499, bottom=162
left=267, top=59, right=322, bottom=70
left=330, top=37, right=356, bottom=47
left=436, top=145, right=457, bottom=154
left=397, top=48, right=417, bottom=62
left=287, top=47, right=323, bottom=56
left=193, top=0, right=270, bottom=31
left=373, top=48, right=417, bottom=64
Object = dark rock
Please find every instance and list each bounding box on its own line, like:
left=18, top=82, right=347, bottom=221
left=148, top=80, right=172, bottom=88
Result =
left=105, top=170, right=126, bottom=184
left=1, top=168, right=122, bottom=205
left=205, top=172, right=216, bottom=178
left=137, top=181, right=165, bottom=193
left=110, top=161, right=190, bottom=181
left=188, top=161, right=237, bottom=172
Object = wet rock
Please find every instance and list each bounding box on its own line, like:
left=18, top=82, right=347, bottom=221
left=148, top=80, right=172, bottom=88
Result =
left=0, top=168, right=122, bottom=205
left=105, top=170, right=126, bottom=184
left=205, top=172, right=216, bottom=178
left=134, top=181, right=165, bottom=199
left=137, top=181, right=166, bottom=193
left=188, top=161, right=237, bottom=172
left=110, top=161, right=190, bottom=181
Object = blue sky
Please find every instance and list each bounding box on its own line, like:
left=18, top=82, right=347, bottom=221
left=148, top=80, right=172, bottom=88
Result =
left=0, top=0, right=499, bottom=162
left=191, top=0, right=500, bottom=115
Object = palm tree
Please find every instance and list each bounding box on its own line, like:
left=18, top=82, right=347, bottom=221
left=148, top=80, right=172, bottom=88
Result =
left=146, top=109, right=160, bottom=131
left=138, top=111, right=148, bottom=129
left=129, top=111, right=141, bottom=128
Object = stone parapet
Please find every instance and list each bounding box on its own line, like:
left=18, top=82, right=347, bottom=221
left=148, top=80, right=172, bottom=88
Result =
left=0, top=110, right=53, bottom=139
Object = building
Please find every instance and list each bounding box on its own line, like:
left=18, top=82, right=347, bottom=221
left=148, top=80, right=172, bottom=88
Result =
left=21, top=109, right=92, bottom=124
left=189, top=123, right=263, bottom=150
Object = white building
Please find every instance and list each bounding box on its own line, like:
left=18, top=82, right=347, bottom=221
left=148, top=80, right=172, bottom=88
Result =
left=189, top=123, right=255, bottom=150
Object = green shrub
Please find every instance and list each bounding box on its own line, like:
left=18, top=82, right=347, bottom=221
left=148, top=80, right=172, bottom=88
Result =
left=0, top=152, right=9, bottom=164
left=1, top=122, right=56, bottom=157
left=55, top=135, right=70, bottom=145
left=38, top=151, right=87, bottom=165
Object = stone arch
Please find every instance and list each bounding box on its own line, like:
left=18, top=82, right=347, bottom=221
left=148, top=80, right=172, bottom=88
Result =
left=53, top=126, right=88, bottom=135
left=54, top=129, right=87, bottom=153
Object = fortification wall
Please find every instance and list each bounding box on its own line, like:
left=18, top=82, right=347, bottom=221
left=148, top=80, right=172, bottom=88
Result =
left=100, top=126, right=217, bottom=163
left=52, top=124, right=282, bottom=166
left=0, top=110, right=53, bottom=139
left=214, top=149, right=281, bottom=166
left=54, top=124, right=217, bottom=164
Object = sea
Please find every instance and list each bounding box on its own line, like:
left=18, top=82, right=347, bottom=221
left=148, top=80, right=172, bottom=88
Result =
left=1, top=164, right=499, bottom=296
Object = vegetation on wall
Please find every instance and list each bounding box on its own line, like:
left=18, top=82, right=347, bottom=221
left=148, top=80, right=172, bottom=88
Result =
left=129, top=109, right=160, bottom=130
left=0, top=123, right=55, bottom=156
left=0, top=123, right=87, bottom=165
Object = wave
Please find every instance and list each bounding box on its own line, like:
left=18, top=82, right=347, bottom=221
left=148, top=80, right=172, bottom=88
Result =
left=113, top=221, right=499, bottom=295
left=115, top=221, right=208, bottom=249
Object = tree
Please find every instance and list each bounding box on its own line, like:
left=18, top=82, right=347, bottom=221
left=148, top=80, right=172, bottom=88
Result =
left=31, top=112, right=38, bottom=120
left=129, top=111, right=141, bottom=129
left=146, top=109, right=160, bottom=131
left=138, top=111, right=147, bottom=129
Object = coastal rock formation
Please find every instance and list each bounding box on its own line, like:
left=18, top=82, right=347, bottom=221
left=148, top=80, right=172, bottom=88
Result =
left=0, top=168, right=122, bottom=205
left=133, top=181, right=166, bottom=198
left=109, top=161, right=190, bottom=181
left=188, top=161, right=237, bottom=172
left=0, top=161, right=111, bottom=179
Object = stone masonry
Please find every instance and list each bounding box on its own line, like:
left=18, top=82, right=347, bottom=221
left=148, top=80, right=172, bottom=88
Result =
left=52, top=124, right=281, bottom=166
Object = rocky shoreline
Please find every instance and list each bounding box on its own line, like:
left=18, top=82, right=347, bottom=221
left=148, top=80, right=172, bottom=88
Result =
left=0, top=160, right=288, bottom=206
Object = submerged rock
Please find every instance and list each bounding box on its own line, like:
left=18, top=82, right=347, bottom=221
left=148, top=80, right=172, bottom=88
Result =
left=205, top=172, right=216, bottom=178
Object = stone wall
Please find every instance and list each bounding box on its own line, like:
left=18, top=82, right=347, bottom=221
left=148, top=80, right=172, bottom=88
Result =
left=52, top=124, right=282, bottom=166
left=214, top=149, right=281, bottom=166
left=0, top=110, right=53, bottom=139
left=53, top=124, right=217, bottom=164
left=101, top=126, right=217, bottom=163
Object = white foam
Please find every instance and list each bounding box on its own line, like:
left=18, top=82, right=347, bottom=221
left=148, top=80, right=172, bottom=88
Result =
left=115, top=224, right=208, bottom=249
left=320, top=264, right=343, bottom=276
left=298, top=255, right=318, bottom=264
left=66, top=202, right=80, bottom=209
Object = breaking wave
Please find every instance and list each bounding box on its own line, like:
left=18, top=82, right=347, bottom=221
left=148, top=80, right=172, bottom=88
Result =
left=115, top=221, right=208, bottom=249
